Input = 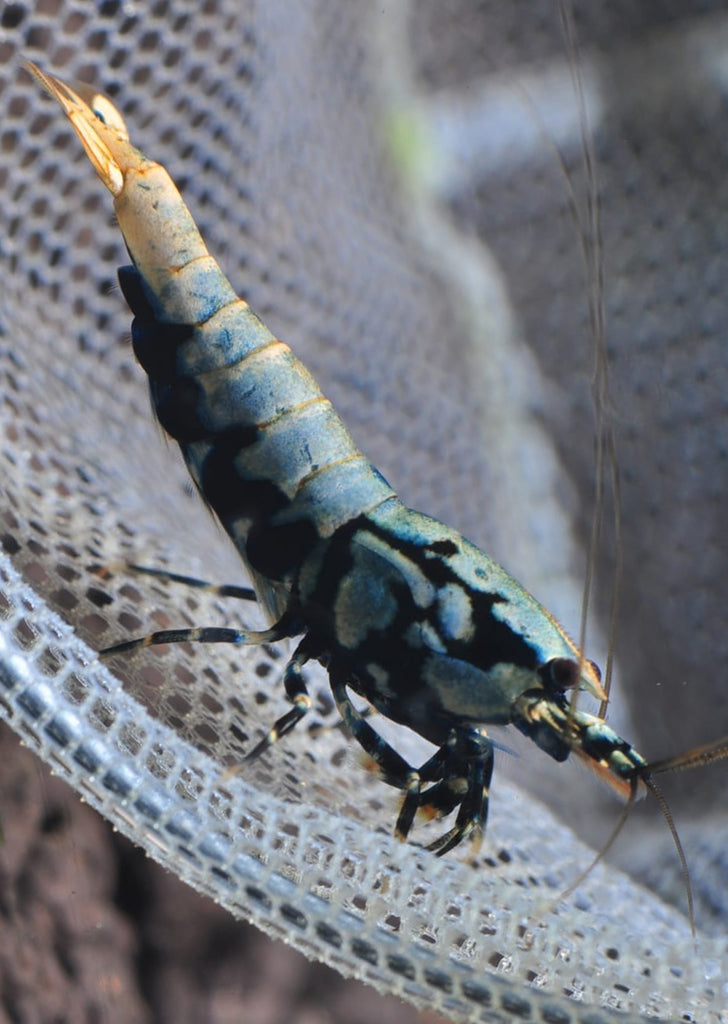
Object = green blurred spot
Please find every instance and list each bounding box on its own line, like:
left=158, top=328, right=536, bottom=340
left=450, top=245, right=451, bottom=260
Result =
left=384, top=107, right=437, bottom=190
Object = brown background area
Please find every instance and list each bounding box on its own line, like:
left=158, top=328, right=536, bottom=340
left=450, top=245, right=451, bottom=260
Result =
left=0, top=723, right=450, bottom=1023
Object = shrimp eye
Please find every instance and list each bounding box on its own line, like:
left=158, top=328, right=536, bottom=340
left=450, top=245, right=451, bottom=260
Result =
left=539, top=657, right=580, bottom=694
left=90, top=93, right=130, bottom=140
left=588, top=658, right=602, bottom=682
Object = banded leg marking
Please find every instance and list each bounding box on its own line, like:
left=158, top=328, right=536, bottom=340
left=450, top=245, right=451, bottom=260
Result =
left=424, top=730, right=494, bottom=858
left=125, top=563, right=257, bottom=602
left=329, top=670, right=494, bottom=854
left=394, top=743, right=460, bottom=843
left=243, top=640, right=313, bottom=761
left=100, top=618, right=296, bottom=657
left=329, top=671, right=416, bottom=791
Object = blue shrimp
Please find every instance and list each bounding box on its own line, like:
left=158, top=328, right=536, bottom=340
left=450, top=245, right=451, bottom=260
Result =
left=28, top=64, right=727, bottom=869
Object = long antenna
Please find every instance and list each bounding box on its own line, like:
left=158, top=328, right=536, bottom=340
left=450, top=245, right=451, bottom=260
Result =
left=553, top=775, right=639, bottom=912
left=558, top=0, right=622, bottom=719
left=647, top=734, right=728, bottom=775
left=642, top=775, right=696, bottom=937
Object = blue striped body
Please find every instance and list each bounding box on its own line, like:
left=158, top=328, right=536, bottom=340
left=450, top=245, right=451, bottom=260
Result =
left=32, top=62, right=716, bottom=876
left=120, top=260, right=623, bottom=761
left=111, top=166, right=647, bottom=853
left=121, top=266, right=396, bottom=620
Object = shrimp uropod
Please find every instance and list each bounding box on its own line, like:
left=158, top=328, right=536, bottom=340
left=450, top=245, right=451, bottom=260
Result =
left=27, top=63, right=727, bottom=882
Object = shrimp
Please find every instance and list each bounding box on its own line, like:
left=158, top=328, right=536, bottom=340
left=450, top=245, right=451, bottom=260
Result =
left=27, top=63, right=728, bottom=876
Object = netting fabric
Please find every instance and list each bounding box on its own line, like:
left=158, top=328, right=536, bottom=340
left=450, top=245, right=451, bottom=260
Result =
left=1, top=2, right=727, bottom=1022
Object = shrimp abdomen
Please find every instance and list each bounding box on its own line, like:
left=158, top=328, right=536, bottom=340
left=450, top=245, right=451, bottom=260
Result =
left=120, top=264, right=396, bottom=586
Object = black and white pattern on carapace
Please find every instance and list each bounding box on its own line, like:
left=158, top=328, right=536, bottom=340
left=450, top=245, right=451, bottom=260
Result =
left=29, top=62, right=727, bottom=878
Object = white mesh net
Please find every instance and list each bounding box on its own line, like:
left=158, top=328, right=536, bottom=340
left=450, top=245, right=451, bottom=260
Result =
left=1, top=2, right=727, bottom=1022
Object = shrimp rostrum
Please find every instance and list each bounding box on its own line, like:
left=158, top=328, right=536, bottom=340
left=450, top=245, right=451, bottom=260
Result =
left=29, top=64, right=727, bottom=869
